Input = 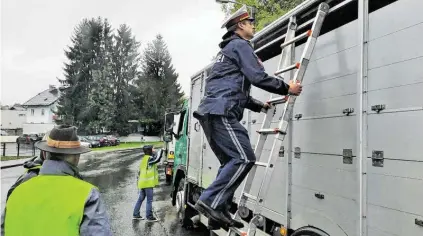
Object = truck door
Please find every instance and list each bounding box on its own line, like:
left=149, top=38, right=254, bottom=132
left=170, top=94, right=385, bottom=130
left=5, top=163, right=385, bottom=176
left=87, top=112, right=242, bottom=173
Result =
left=187, top=72, right=205, bottom=185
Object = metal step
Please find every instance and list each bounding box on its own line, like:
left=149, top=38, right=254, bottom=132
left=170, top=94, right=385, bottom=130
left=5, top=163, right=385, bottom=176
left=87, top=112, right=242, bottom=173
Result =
left=254, top=162, right=268, bottom=167
left=280, top=29, right=312, bottom=49
left=274, top=62, right=300, bottom=76
left=243, top=192, right=259, bottom=202
left=256, top=128, right=286, bottom=135
left=267, top=96, right=288, bottom=105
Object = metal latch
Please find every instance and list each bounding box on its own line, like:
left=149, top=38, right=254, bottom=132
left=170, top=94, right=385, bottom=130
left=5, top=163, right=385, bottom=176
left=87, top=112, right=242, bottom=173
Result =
left=279, top=146, right=284, bottom=157
left=252, top=119, right=256, bottom=124
left=294, top=147, right=301, bottom=159
left=294, top=114, right=303, bottom=120
left=371, top=104, right=386, bottom=113
left=415, top=218, right=423, bottom=227
left=372, top=150, right=384, bottom=167
left=343, top=108, right=354, bottom=116
left=343, top=149, right=353, bottom=164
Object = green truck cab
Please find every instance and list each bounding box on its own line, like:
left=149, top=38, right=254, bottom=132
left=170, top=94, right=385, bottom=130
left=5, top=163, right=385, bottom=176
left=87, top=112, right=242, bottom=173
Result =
left=166, top=99, right=189, bottom=214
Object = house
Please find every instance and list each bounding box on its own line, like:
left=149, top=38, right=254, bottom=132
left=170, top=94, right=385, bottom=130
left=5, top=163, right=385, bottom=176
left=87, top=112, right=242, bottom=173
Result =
left=0, top=106, right=27, bottom=135
left=22, top=85, right=60, bottom=135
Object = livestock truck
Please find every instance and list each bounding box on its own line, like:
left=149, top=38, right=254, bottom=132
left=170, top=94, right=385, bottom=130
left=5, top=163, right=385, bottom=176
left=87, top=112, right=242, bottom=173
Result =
left=169, top=0, right=423, bottom=235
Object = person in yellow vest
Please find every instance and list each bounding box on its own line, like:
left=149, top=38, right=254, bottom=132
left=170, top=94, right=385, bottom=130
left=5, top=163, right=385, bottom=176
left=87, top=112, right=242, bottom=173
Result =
left=132, top=145, right=163, bottom=221
left=5, top=131, right=50, bottom=201
left=1, top=125, right=113, bottom=236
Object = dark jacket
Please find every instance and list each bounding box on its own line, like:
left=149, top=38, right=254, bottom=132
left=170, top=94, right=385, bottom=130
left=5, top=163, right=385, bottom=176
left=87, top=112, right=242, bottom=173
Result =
left=5, top=156, right=44, bottom=201
left=194, top=33, right=290, bottom=121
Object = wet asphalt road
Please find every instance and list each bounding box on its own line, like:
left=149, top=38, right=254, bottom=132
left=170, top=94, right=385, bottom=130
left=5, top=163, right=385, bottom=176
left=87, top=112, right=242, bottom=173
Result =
left=1, top=149, right=209, bottom=236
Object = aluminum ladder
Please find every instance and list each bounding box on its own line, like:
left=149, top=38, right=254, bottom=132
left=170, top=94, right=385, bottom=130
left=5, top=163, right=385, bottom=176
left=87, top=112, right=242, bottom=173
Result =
left=227, top=3, right=329, bottom=236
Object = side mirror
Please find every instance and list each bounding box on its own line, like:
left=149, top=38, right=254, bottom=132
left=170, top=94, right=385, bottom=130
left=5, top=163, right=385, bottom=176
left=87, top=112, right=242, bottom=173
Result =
left=163, top=135, right=172, bottom=142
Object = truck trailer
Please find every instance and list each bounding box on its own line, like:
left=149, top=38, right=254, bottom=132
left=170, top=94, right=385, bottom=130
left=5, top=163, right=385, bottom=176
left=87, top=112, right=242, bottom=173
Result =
left=170, top=0, right=423, bottom=235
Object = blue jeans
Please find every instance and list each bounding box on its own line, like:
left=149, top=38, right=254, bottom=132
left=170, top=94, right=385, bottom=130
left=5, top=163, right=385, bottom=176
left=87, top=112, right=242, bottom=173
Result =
left=133, top=188, right=154, bottom=218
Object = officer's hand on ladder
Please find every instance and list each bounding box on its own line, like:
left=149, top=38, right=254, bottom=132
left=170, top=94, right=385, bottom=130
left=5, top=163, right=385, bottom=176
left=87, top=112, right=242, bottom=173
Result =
left=288, top=80, right=303, bottom=95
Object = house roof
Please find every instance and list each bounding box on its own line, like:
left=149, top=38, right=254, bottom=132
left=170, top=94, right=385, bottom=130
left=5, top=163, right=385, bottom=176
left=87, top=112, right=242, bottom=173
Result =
left=23, top=86, right=60, bottom=107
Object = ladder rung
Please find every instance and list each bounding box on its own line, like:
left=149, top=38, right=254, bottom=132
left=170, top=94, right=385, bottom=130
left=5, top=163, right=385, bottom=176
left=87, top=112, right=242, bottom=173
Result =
left=228, top=227, right=247, bottom=236
left=268, top=96, right=288, bottom=105
left=280, top=30, right=312, bottom=49
left=274, top=62, right=300, bottom=76
left=255, top=162, right=268, bottom=167
left=257, top=128, right=286, bottom=135
left=243, top=192, right=258, bottom=201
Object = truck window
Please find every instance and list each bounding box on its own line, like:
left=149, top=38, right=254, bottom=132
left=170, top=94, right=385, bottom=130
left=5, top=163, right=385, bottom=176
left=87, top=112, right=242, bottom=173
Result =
left=177, top=110, right=186, bottom=136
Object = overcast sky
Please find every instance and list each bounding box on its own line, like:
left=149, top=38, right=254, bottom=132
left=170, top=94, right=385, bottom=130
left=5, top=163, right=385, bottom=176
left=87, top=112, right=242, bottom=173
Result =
left=1, top=0, right=227, bottom=105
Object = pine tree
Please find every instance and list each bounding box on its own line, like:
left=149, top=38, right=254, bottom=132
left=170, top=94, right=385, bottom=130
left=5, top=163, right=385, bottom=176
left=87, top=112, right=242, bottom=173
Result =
left=136, top=34, right=185, bottom=134
left=111, top=24, right=141, bottom=135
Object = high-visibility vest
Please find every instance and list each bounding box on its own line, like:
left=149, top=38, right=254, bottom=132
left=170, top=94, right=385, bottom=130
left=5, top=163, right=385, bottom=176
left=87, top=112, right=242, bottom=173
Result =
left=5, top=175, right=94, bottom=236
left=137, top=155, right=159, bottom=189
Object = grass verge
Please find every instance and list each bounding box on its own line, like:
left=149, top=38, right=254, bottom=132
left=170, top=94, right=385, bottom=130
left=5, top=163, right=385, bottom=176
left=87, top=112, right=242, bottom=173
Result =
left=91, top=141, right=163, bottom=152
left=1, top=156, right=32, bottom=161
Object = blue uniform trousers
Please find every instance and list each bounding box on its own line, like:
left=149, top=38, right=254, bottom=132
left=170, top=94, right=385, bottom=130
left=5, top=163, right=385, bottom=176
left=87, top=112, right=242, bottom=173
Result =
left=197, top=114, right=256, bottom=210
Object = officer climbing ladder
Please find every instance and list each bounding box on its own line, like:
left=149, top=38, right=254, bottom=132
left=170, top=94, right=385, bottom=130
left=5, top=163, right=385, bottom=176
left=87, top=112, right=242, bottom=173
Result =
left=227, top=3, right=330, bottom=236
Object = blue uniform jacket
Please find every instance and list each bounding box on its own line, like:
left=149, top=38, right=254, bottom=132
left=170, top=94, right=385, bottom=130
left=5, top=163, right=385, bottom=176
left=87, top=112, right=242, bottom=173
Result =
left=194, top=33, right=290, bottom=121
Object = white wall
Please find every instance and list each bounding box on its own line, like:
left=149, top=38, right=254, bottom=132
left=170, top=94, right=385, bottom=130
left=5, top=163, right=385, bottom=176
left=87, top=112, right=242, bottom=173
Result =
left=26, top=104, right=56, bottom=124
left=23, top=123, right=55, bottom=135
left=1, top=110, right=27, bottom=129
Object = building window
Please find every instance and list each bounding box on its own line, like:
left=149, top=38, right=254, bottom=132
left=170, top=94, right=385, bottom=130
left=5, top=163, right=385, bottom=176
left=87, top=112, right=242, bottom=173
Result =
left=41, top=109, right=45, bottom=116
left=31, top=109, right=34, bottom=116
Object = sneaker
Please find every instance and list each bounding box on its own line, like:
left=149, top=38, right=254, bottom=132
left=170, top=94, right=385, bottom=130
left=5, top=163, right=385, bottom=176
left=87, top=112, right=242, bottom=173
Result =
left=147, top=217, right=159, bottom=222
left=133, top=215, right=144, bottom=220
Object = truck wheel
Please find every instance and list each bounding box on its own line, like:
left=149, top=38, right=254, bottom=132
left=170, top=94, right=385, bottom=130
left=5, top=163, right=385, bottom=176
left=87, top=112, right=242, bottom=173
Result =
left=176, top=178, right=195, bottom=229
left=166, top=174, right=172, bottom=184
left=291, top=226, right=329, bottom=236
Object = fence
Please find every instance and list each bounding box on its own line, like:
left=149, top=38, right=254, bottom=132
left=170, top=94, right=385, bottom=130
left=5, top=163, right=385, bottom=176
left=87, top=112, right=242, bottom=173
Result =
left=1, top=142, right=36, bottom=157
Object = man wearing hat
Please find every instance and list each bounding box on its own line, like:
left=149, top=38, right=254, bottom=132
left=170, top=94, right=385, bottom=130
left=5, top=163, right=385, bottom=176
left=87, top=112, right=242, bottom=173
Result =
left=193, top=5, right=303, bottom=229
left=2, top=125, right=112, bottom=236
left=132, top=145, right=163, bottom=222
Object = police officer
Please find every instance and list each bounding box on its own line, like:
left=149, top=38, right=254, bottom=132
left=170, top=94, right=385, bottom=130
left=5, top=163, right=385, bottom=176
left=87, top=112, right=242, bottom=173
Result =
left=2, top=125, right=112, bottom=236
left=193, top=5, right=302, bottom=228
left=132, top=145, right=163, bottom=222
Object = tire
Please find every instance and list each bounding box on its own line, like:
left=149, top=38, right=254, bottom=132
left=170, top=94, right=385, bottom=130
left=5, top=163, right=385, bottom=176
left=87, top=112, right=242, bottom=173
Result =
left=291, top=227, right=329, bottom=236
left=175, top=178, right=196, bottom=229
left=166, top=174, right=172, bottom=184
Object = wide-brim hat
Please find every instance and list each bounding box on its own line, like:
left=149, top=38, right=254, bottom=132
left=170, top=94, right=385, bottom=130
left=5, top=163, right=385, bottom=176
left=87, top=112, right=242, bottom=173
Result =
left=35, top=125, right=91, bottom=155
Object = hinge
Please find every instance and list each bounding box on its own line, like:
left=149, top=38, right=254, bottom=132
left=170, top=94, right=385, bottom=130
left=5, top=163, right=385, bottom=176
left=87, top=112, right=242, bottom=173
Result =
left=415, top=218, right=423, bottom=227
left=294, top=147, right=301, bottom=159
left=372, top=150, right=384, bottom=167
left=294, top=114, right=303, bottom=120
left=279, top=146, right=284, bottom=157
left=252, top=119, right=257, bottom=124
left=314, top=193, right=324, bottom=199
left=343, top=149, right=353, bottom=164
left=200, top=72, right=204, bottom=92
left=203, top=143, right=206, bottom=149
left=371, top=104, right=386, bottom=113
left=343, top=108, right=354, bottom=116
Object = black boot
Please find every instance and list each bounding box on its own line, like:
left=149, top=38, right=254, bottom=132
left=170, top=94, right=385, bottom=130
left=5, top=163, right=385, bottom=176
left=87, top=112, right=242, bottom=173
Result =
left=223, top=209, right=244, bottom=228
left=194, top=200, right=232, bottom=226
